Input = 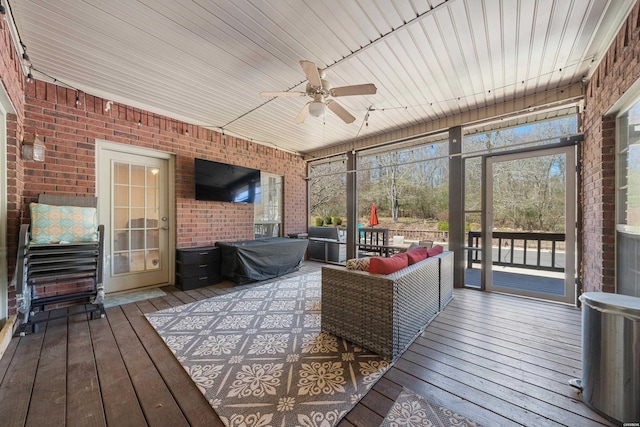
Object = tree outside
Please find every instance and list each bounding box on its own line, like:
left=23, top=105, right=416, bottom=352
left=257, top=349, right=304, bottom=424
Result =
left=308, top=159, right=346, bottom=225
left=464, top=116, right=577, bottom=233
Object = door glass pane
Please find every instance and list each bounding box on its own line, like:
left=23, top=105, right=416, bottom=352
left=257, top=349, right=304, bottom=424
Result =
left=112, top=161, right=162, bottom=275
left=146, top=250, right=160, bottom=270
left=490, top=153, right=566, bottom=297
left=131, top=208, right=145, bottom=222
left=114, top=208, right=129, bottom=229
left=147, top=230, right=159, bottom=249
left=131, top=230, right=145, bottom=250
left=130, top=251, right=145, bottom=271
left=114, top=163, right=129, bottom=184
left=147, top=168, right=160, bottom=185
left=131, top=187, right=145, bottom=207
left=114, top=186, right=128, bottom=206
left=131, top=165, right=145, bottom=186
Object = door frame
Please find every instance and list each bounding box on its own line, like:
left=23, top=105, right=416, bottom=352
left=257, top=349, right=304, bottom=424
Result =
left=95, top=140, right=176, bottom=289
left=0, top=85, right=16, bottom=324
left=482, top=143, right=577, bottom=304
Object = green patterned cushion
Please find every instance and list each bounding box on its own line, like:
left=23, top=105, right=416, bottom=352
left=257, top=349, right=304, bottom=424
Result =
left=30, top=202, right=98, bottom=244
left=345, top=257, right=371, bottom=271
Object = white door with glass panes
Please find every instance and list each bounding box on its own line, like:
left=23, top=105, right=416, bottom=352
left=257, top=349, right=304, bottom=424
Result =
left=98, top=143, right=173, bottom=293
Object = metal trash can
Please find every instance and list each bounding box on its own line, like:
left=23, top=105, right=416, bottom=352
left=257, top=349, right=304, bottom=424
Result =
left=573, top=292, right=640, bottom=425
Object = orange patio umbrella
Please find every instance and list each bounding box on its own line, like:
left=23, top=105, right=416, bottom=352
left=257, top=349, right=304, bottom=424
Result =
left=369, top=203, right=379, bottom=226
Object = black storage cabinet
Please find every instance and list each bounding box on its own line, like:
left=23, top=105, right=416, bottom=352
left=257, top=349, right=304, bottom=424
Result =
left=176, top=246, right=221, bottom=290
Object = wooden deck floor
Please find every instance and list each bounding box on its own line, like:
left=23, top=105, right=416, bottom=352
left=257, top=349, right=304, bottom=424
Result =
left=0, top=263, right=614, bottom=427
left=465, top=267, right=565, bottom=296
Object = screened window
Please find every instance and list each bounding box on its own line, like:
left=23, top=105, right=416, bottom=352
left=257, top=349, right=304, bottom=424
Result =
left=617, top=102, right=640, bottom=231
left=358, top=140, right=449, bottom=228
left=308, top=157, right=347, bottom=227
left=616, top=99, right=640, bottom=297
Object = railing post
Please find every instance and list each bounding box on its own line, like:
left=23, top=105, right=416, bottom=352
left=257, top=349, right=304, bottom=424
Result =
left=516, top=238, right=520, bottom=265
left=467, top=231, right=473, bottom=268
left=537, top=238, right=542, bottom=268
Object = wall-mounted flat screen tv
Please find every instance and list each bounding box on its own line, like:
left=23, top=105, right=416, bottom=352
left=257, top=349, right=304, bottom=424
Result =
left=195, top=158, right=261, bottom=203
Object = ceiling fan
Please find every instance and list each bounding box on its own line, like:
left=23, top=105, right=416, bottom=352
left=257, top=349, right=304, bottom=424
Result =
left=260, top=60, right=377, bottom=124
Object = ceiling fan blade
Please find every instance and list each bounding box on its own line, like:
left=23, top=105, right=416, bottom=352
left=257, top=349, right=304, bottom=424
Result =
left=299, top=60, right=322, bottom=88
left=294, top=102, right=310, bottom=124
left=330, top=83, right=377, bottom=97
left=326, top=100, right=355, bottom=124
left=260, top=91, right=306, bottom=97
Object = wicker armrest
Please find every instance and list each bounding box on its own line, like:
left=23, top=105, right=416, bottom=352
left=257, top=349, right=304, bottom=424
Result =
left=434, top=252, right=454, bottom=309
left=321, top=256, right=441, bottom=360
left=322, top=266, right=395, bottom=356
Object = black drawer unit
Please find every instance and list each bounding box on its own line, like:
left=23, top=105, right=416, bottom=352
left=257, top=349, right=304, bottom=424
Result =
left=176, top=246, right=221, bottom=290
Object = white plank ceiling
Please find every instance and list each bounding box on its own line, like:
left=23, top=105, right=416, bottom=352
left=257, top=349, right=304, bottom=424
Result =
left=9, top=0, right=634, bottom=155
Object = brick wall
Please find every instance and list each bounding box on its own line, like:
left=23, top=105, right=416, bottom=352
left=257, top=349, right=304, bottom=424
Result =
left=0, top=17, right=27, bottom=318
left=7, top=80, right=307, bottom=314
left=583, top=2, right=640, bottom=292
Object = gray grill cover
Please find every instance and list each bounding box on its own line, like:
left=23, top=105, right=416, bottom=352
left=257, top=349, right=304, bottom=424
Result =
left=216, top=237, right=308, bottom=283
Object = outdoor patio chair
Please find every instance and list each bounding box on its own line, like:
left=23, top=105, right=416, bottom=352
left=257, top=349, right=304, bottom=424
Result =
left=419, top=239, right=434, bottom=249
left=15, top=194, right=105, bottom=334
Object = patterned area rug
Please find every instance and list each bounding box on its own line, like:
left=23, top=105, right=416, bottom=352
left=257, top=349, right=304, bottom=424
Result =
left=104, top=287, right=166, bottom=308
left=145, top=272, right=391, bottom=426
left=381, top=388, right=481, bottom=427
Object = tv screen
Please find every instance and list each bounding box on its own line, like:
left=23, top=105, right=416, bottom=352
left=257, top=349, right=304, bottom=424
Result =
left=194, top=158, right=261, bottom=203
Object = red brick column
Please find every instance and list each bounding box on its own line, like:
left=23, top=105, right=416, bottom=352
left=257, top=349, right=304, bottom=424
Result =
left=582, top=115, right=616, bottom=293
left=582, top=2, right=640, bottom=292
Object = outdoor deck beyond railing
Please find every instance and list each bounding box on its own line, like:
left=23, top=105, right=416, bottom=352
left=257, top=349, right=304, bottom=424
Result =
left=467, top=231, right=565, bottom=272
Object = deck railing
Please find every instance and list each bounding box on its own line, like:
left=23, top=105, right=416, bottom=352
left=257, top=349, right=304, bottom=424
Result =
left=467, top=231, right=565, bottom=272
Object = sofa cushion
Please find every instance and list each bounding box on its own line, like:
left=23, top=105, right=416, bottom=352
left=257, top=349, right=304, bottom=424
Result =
left=406, top=247, right=428, bottom=265
left=427, top=245, right=444, bottom=257
left=345, top=257, right=371, bottom=271
left=30, top=202, right=98, bottom=244
left=369, top=253, right=409, bottom=274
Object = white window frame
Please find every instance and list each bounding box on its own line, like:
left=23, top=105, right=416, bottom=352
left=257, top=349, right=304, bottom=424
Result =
left=254, top=172, right=283, bottom=238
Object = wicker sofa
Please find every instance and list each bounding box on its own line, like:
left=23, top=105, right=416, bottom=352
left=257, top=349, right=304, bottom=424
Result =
left=321, top=251, right=453, bottom=361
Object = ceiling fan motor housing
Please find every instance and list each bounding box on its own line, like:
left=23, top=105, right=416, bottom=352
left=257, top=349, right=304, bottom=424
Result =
left=306, top=79, right=332, bottom=96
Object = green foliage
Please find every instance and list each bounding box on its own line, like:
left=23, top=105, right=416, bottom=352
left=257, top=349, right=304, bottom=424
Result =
left=314, top=217, right=324, bottom=226
left=437, top=221, right=449, bottom=231
left=323, top=216, right=332, bottom=225
left=332, top=216, right=342, bottom=226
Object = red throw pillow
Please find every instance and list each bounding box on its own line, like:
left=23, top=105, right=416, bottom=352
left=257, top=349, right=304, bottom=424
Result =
left=369, top=254, right=409, bottom=274
left=427, top=245, right=444, bottom=257
left=406, top=247, right=428, bottom=265
left=394, top=252, right=409, bottom=263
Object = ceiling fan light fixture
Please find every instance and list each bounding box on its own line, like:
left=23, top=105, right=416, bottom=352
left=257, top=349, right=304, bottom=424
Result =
left=309, top=101, right=326, bottom=117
